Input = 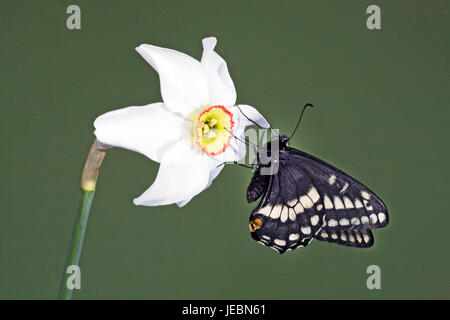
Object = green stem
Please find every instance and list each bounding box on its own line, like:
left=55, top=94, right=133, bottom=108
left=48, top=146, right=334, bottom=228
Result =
left=58, top=190, right=95, bottom=300
left=58, top=140, right=110, bottom=300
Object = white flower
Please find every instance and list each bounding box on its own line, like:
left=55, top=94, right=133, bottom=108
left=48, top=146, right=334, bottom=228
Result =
left=94, top=37, right=269, bottom=207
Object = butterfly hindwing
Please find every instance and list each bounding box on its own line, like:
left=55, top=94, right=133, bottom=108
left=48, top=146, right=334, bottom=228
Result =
left=248, top=159, right=325, bottom=253
left=248, top=144, right=388, bottom=253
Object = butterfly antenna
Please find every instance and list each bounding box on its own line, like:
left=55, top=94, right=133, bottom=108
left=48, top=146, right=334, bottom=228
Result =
left=236, top=104, right=279, bottom=139
left=289, top=103, right=314, bottom=139
left=224, top=128, right=258, bottom=148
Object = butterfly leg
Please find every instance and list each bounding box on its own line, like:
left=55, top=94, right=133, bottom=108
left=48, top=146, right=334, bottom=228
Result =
left=216, top=161, right=256, bottom=169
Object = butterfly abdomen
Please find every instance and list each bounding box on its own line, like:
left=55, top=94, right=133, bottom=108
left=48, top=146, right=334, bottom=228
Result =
left=247, top=167, right=270, bottom=203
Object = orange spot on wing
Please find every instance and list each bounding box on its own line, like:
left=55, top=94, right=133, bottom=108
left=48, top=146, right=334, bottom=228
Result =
left=249, top=218, right=263, bottom=232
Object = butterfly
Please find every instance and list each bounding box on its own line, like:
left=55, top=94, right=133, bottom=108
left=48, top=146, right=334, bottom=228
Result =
left=245, top=104, right=389, bottom=253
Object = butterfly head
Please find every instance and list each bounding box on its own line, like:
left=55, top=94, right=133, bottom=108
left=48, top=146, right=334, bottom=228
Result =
left=279, top=135, right=290, bottom=148
left=258, top=134, right=289, bottom=159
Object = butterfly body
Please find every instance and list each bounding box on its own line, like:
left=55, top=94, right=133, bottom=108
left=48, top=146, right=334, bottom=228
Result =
left=247, top=135, right=389, bottom=253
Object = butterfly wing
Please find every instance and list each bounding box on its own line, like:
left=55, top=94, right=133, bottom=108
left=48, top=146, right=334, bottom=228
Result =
left=316, top=228, right=374, bottom=248
left=286, top=147, right=389, bottom=231
left=248, top=147, right=388, bottom=253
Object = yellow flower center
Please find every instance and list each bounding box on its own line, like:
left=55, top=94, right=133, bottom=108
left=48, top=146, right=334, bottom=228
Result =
left=194, top=105, right=234, bottom=156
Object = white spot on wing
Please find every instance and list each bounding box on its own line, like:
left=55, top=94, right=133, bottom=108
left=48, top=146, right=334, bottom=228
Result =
left=328, top=219, right=338, bottom=227
left=340, top=182, right=349, bottom=194
left=363, top=199, right=373, bottom=211
left=299, top=195, right=313, bottom=209
left=378, top=212, right=386, bottom=223
left=356, top=233, right=362, bottom=243
left=328, top=174, right=336, bottom=185
left=351, top=217, right=360, bottom=225
left=288, top=208, right=296, bottom=221
left=259, top=206, right=272, bottom=216
left=287, top=199, right=298, bottom=207
left=362, top=232, right=370, bottom=243
left=361, top=191, right=371, bottom=200
left=301, top=226, right=311, bottom=235
left=270, top=204, right=282, bottom=219
left=274, top=239, right=286, bottom=246
left=339, top=218, right=350, bottom=226
left=343, top=197, right=354, bottom=209
left=316, top=204, right=323, bottom=211
left=289, top=233, right=299, bottom=241
left=334, top=196, right=345, bottom=210
left=354, top=198, right=363, bottom=209
left=307, top=187, right=320, bottom=203
left=321, top=215, right=327, bottom=226
left=369, top=213, right=378, bottom=224
left=324, top=195, right=333, bottom=209
left=280, top=206, right=288, bottom=222
left=361, top=216, right=370, bottom=224
left=294, top=202, right=304, bottom=214
left=310, top=215, right=319, bottom=226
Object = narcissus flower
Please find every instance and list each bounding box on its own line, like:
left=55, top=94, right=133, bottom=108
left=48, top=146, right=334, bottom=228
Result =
left=94, top=37, right=269, bottom=207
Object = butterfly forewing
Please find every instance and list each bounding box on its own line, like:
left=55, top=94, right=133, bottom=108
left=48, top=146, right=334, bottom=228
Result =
left=316, top=228, right=374, bottom=248
left=248, top=145, right=388, bottom=253
left=288, top=147, right=389, bottom=232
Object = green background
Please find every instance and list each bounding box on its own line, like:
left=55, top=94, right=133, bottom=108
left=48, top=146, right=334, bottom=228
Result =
left=0, top=0, right=448, bottom=299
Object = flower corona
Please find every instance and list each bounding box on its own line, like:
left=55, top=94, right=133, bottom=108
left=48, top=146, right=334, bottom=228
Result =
left=194, top=105, right=234, bottom=156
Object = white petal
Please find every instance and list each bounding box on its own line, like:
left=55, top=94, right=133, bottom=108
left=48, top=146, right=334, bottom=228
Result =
left=232, top=104, right=271, bottom=129
left=94, top=103, right=190, bottom=163
left=213, top=129, right=248, bottom=163
left=176, top=160, right=224, bottom=208
left=213, top=104, right=270, bottom=163
left=134, top=139, right=210, bottom=206
left=176, top=197, right=193, bottom=208
left=206, top=160, right=224, bottom=189
left=201, top=37, right=236, bottom=107
left=136, top=43, right=209, bottom=117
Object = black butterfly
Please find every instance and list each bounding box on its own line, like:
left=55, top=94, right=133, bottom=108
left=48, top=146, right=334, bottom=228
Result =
left=245, top=104, right=389, bottom=253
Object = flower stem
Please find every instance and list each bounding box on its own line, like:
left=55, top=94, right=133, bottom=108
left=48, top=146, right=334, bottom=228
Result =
left=58, top=140, right=110, bottom=300
left=58, top=190, right=95, bottom=299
